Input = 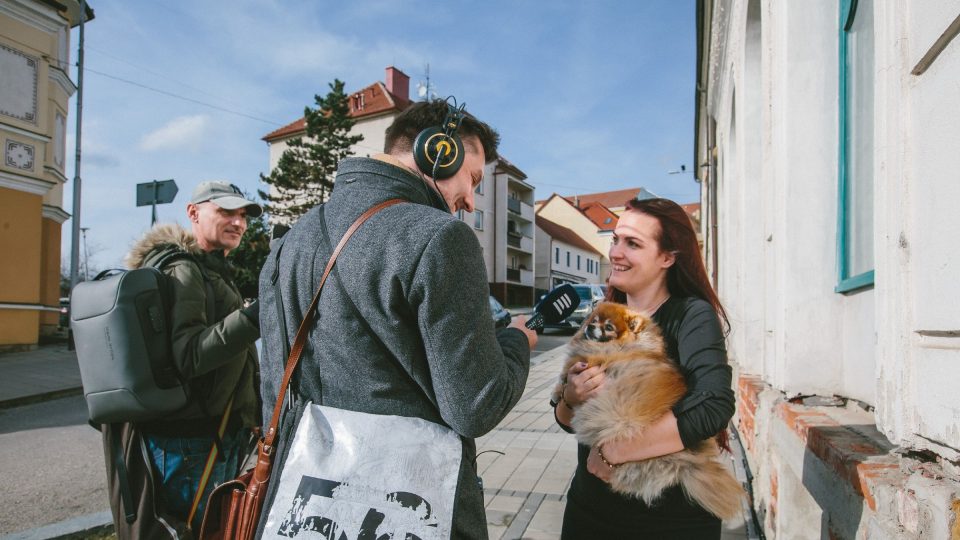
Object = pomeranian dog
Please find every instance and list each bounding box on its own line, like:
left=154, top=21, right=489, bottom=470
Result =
left=552, top=301, right=745, bottom=520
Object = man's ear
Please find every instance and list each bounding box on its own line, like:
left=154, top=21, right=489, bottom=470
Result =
left=186, top=203, right=199, bottom=223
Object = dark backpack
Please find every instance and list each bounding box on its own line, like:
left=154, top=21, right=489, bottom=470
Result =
left=70, top=250, right=214, bottom=424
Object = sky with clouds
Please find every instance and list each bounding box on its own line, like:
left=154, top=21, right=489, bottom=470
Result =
left=62, top=0, right=700, bottom=271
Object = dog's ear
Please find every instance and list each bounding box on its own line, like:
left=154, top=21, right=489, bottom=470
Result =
left=627, top=313, right=647, bottom=334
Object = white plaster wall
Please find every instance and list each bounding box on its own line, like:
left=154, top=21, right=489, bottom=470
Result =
left=708, top=0, right=960, bottom=453
left=548, top=241, right=600, bottom=285
left=537, top=198, right=612, bottom=278
left=886, top=0, right=960, bottom=458
left=709, top=0, right=877, bottom=400
left=471, top=162, right=496, bottom=282
left=534, top=226, right=551, bottom=290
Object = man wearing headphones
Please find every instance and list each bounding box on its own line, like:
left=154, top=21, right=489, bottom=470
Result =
left=258, top=99, right=537, bottom=537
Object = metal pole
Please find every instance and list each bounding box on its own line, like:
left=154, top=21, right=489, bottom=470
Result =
left=69, top=0, right=86, bottom=290
left=151, top=180, right=158, bottom=225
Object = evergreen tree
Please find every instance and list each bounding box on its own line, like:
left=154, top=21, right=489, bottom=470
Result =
left=259, top=79, right=363, bottom=221
left=230, top=210, right=271, bottom=299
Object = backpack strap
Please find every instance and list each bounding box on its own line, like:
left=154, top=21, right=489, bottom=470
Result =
left=155, top=251, right=216, bottom=325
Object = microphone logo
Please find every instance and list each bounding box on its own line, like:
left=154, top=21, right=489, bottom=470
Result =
left=552, top=295, right=572, bottom=315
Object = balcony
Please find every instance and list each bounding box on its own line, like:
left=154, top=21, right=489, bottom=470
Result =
left=507, top=198, right=534, bottom=222
left=507, top=267, right=534, bottom=285
left=507, top=231, right=534, bottom=252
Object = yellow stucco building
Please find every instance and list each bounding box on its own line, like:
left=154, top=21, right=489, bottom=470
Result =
left=0, top=0, right=92, bottom=349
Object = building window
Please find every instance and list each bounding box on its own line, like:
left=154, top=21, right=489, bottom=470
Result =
left=474, top=210, right=484, bottom=230
left=566, top=251, right=570, bottom=267
left=587, top=259, right=592, bottom=274
left=555, top=247, right=559, bottom=264
left=457, top=209, right=464, bottom=221
left=837, top=0, right=874, bottom=292
left=577, top=255, right=581, bottom=270
left=475, top=178, right=484, bottom=194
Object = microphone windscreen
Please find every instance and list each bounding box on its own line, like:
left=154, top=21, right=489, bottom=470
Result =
left=535, top=284, right=580, bottom=324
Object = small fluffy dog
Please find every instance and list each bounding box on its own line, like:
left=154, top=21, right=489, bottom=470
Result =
left=553, top=302, right=744, bottom=520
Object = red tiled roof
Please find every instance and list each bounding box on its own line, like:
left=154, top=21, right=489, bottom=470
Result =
left=580, top=202, right=619, bottom=231
left=536, top=215, right=602, bottom=255
left=562, top=187, right=658, bottom=210
left=263, top=81, right=412, bottom=142
left=680, top=202, right=701, bottom=216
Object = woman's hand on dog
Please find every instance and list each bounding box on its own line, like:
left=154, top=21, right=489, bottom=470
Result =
left=565, top=362, right=606, bottom=406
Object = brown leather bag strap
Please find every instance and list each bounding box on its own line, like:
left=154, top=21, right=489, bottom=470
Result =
left=263, top=199, right=404, bottom=447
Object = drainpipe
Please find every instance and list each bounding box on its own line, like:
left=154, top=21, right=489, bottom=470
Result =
left=707, top=122, right=719, bottom=290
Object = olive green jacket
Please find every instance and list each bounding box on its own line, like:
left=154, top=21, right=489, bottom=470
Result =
left=126, top=224, right=260, bottom=428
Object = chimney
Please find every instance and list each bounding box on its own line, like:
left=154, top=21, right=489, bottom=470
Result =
left=385, top=66, right=410, bottom=102
left=574, top=195, right=580, bottom=208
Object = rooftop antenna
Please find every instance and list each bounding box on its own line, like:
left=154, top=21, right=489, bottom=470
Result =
left=416, top=63, right=437, bottom=101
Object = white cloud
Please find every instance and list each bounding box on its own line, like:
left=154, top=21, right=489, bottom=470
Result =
left=139, top=115, right=210, bottom=151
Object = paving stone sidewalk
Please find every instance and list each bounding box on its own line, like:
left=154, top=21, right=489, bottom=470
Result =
left=476, top=346, right=752, bottom=539
left=0, top=344, right=82, bottom=409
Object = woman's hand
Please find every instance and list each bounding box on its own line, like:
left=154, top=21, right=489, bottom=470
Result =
left=564, top=362, right=606, bottom=407
left=586, top=445, right=615, bottom=483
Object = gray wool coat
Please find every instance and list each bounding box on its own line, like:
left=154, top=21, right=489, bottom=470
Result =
left=257, top=157, right=531, bottom=538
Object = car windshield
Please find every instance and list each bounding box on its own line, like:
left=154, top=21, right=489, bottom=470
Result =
left=572, top=286, right=593, bottom=301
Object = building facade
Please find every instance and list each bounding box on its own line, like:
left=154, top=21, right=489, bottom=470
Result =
left=696, top=0, right=960, bottom=537
left=0, top=0, right=90, bottom=349
left=534, top=215, right=603, bottom=297
left=536, top=193, right=616, bottom=280
left=468, top=157, right=536, bottom=307
left=263, top=68, right=536, bottom=306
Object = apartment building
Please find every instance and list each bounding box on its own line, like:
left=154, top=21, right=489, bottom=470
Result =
left=0, top=0, right=92, bottom=349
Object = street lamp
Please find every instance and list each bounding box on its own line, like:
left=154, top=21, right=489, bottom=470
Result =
left=80, top=227, right=90, bottom=281
left=668, top=165, right=688, bottom=175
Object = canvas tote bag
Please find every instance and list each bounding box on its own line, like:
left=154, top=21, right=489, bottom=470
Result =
left=201, top=199, right=462, bottom=540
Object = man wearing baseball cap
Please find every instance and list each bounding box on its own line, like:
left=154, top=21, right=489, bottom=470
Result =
left=104, top=180, right=263, bottom=535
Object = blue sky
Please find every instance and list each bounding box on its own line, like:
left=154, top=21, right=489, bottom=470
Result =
left=62, top=0, right=699, bottom=270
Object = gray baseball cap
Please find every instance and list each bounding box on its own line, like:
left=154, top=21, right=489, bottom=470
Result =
left=190, top=181, right=263, bottom=217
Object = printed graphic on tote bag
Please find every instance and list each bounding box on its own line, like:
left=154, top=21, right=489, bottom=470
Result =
left=263, top=405, right=462, bottom=539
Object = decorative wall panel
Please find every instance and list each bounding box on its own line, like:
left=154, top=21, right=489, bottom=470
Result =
left=0, top=43, right=39, bottom=124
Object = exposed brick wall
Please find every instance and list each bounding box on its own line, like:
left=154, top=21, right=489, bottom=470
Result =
left=775, top=401, right=899, bottom=511
left=737, top=375, right=763, bottom=452
left=952, top=498, right=960, bottom=540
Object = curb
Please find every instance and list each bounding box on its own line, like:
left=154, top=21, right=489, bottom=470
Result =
left=0, top=387, right=84, bottom=410
left=2, top=511, right=112, bottom=540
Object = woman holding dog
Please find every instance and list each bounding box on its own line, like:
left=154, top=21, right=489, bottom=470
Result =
left=554, top=197, right=736, bottom=539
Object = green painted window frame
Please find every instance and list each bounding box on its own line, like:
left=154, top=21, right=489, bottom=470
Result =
left=836, top=0, right=875, bottom=293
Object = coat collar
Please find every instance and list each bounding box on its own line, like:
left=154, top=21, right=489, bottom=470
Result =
left=330, top=157, right=449, bottom=212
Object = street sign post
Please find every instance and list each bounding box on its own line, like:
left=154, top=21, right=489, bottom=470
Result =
left=136, top=179, right=178, bottom=225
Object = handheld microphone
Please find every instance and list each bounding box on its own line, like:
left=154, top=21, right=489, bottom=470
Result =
left=525, top=284, right=580, bottom=330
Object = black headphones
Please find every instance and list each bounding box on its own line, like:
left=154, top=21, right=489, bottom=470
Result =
left=413, top=98, right=467, bottom=180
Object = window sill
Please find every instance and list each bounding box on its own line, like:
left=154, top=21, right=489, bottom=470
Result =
left=835, top=270, right=874, bottom=294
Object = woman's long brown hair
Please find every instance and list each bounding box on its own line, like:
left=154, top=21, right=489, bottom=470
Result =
left=605, top=197, right=731, bottom=451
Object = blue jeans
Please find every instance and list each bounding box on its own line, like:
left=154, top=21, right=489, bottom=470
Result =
left=144, top=428, right=251, bottom=530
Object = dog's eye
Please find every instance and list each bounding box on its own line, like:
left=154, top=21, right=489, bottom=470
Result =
left=604, top=323, right=615, bottom=331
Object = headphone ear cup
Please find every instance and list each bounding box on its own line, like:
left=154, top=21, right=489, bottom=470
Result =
left=413, top=127, right=464, bottom=180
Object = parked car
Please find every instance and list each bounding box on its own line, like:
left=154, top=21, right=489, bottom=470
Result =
left=534, top=283, right=605, bottom=334
left=489, top=296, right=512, bottom=328
left=58, top=297, right=69, bottom=329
